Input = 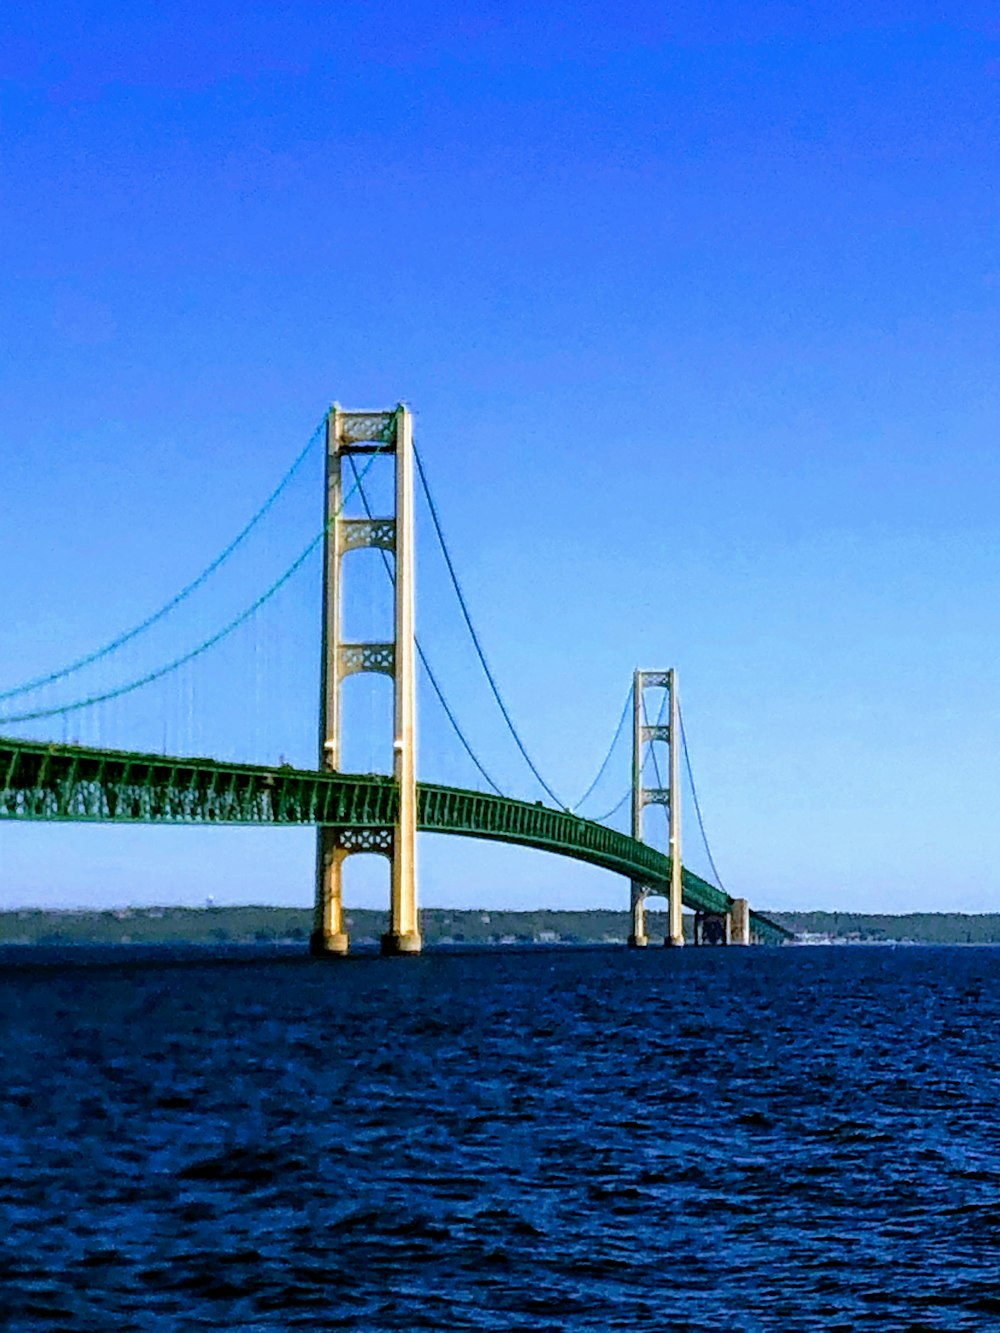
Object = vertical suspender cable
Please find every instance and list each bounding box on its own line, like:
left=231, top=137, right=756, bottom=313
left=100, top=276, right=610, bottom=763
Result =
left=0, top=438, right=389, bottom=727
left=0, top=414, right=327, bottom=703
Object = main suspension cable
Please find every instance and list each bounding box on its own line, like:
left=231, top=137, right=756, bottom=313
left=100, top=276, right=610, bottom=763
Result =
left=570, top=683, right=633, bottom=812
left=679, top=705, right=728, bottom=891
left=413, top=444, right=566, bottom=808
left=589, top=786, right=631, bottom=824
left=0, top=428, right=389, bottom=726
left=0, top=411, right=328, bottom=703
left=588, top=688, right=668, bottom=825
left=589, top=743, right=654, bottom=825
left=345, top=456, right=504, bottom=796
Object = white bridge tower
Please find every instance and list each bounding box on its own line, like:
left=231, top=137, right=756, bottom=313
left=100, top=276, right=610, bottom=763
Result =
left=311, top=405, right=420, bottom=958
left=628, top=668, right=684, bottom=948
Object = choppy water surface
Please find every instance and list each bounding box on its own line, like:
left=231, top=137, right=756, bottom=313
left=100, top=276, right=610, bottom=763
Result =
left=2, top=944, right=1000, bottom=1330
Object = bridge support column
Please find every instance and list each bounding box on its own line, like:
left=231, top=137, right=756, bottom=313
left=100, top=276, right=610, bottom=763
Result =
left=692, top=900, right=750, bottom=945
left=311, top=827, right=350, bottom=956
left=381, top=402, right=420, bottom=957
left=314, top=404, right=421, bottom=959
left=693, top=910, right=730, bottom=945
left=729, top=897, right=751, bottom=945
left=628, top=884, right=649, bottom=947
left=631, top=668, right=684, bottom=947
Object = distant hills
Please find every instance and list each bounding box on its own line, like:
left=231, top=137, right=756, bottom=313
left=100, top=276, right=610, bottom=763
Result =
left=3, top=906, right=1000, bottom=947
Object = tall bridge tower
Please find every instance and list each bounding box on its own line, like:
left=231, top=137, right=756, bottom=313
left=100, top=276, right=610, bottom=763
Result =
left=628, top=668, right=684, bottom=948
left=311, top=405, right=420, bottom=958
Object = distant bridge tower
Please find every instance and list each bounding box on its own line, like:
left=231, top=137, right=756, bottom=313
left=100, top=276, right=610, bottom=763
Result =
left=311, top=405, right=420, bottom=958
left=628, top=668, right=684, bottom=948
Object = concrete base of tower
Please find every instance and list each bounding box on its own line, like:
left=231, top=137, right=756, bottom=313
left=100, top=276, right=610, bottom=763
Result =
left=627, top=932, right=649, bottom=948
left=380, top=930, right=423, bottom=956
left=309, top=930, right=350, bottom=957
left=663, top=934, right=685, bottom=947
left=729, top=897, right=751, bottom=945
left=693, top=911, right=730, bottom=945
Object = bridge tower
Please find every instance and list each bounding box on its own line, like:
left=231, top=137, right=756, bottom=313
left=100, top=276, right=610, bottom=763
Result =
left=311, top=405, right=421, bottom=958
left=628, top=668, right=684, bottom=948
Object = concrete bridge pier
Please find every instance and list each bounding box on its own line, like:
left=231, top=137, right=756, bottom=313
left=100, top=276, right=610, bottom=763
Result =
left=692, top=896, right=752, bottom=945
left=311, top=827, right=350, bottom=956
left=693, top=909, right=730, bottom=945
left=628, top=882, right=649, bottom=947
left=730, top=897, right=751, bottom=945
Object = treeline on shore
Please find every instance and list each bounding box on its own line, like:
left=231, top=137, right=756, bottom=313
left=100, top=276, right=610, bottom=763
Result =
left=768, top=911, right=1000, bottom=944
left=3, top=905, right=1000, bottom=946
left=1, top=906, right=641, bottom=947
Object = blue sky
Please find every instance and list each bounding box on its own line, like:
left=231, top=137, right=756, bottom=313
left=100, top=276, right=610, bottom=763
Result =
left=2, top=2, right=1000, bottom=914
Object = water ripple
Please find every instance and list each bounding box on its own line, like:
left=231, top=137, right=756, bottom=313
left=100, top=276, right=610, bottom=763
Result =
left=2, top=945, right=1000, bottom=1328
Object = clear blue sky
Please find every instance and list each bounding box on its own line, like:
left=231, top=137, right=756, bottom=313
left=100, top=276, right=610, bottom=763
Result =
left=2, top=2, right=1000, bottom=914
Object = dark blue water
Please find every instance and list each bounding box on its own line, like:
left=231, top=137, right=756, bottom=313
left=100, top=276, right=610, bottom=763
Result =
left=2, top=945, right=1000, bottom=1330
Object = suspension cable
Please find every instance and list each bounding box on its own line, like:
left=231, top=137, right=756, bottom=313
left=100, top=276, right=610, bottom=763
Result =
left=0, top=431, right=389, bottom=726
left=413, top=444, right=566, bottom=808
left=589, top=741, right=655, bottom=825
left=679, top=705, right=728, bottom=891
left=417, top=647, right=505, bottom=796
left=0, top=411, right=328, bottom=703
left=588, top=688, right=668, bottom=825
left=345, top=456, right=504, bottom=796
left=570, top=683, right=633, bottom=812
left=589, top=787, right=631, bottom=824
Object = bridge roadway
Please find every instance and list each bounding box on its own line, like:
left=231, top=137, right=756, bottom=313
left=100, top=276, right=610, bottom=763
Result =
left=0, top=737, right=790, bottom=943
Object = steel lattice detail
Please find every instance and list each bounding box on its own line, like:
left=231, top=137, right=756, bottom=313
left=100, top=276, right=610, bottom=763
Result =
left=338, top=644, right=395, bottom=677
left=336, top=412, right=397, bottom=446
left=0, top=737, right=790, bottom=941
left=636, top=671, right=670, bottom=690
left=641, top=787, right=671, bottom=807
left=329, top=827, right=394, bottom=855
left=339, top=519, right=396, bottom=553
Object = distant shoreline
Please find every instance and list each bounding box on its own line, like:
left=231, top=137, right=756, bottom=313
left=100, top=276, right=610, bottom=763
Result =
left=4, top=906, right=1000, bottom=947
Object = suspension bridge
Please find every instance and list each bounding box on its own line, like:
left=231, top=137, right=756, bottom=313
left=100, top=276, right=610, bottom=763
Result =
left=0, top=404, right=789, bottom=950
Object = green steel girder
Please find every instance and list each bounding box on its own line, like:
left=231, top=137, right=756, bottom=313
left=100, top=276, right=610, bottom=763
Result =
left=0, top=736, right=790, bottom=942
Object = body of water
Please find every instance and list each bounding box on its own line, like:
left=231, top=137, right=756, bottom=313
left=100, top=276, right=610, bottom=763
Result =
left=2, top=944, right=999, bottom=1330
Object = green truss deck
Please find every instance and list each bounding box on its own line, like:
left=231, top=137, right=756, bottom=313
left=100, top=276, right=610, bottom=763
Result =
left=0, top=737, right=790, bottom=943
